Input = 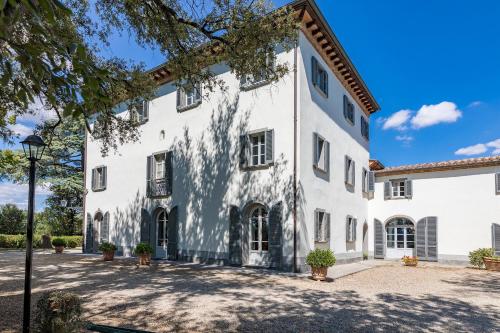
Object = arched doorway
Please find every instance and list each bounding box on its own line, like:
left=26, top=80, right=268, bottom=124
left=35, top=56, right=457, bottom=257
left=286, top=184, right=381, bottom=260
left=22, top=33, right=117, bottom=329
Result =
left=362, top=222, right=368, bottom=259
left=385, top=217, right=415, bottom=259
left=155, top=208, right=169, bottom=258
left=248, top=205, right=270, bottom=266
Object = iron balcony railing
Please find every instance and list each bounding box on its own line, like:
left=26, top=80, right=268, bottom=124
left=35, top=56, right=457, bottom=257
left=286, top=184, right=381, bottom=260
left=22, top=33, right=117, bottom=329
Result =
left=147, top=178, right=171, bottom=197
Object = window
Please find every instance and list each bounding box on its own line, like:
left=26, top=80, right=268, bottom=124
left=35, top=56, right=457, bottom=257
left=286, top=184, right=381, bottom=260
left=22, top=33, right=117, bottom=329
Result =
left=155, top=154, right=166, bottom=180
left=314, top=210, right=330, bottom=243
left=147, top=152, right=173, bottom=197
left=386, top=218, right=414, bottom=249
left=361, top=116, right=369, bottom=140
left=177, top=83, right=202, bottom=111
left=392, top=180, right=406, bottom=198
left=241, top=53, right=275, bottom=90
left=129, top=100, right=149, bottom=124
left=91, top=166, right=107, bottom=191
left=343, top=95, right=355, bottom=125
left=312, top=56, right=328, bottom=97
left=345, top=156, right=355, bottom=186
left=100, top=212, right=110, bottom=243
left=157, top=209, right=168, bottom=247
left=250, top=206, right=269, bottom=252
left=240, top=129, right=274, bottom=169
left=346, top=216, right=357, bottom=242
left=313, top=133, right=329, bottom=172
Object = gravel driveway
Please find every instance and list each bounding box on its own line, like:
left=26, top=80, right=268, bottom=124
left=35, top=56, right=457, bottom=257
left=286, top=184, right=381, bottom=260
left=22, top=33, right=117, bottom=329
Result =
left=0, top=250, right=499, bottom=332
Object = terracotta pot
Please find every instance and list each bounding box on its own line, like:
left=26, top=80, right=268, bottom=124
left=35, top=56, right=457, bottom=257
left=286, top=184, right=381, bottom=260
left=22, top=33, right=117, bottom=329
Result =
left=103, top=251, right=115, bottom=261
left=139, top=253, right=151, bottom=265
left=311, top=266, right=328, bottom=281
left=54, top=246, right=64, bottom=254
left=483, top=257, right=500, bottom=271
left=404, top=261, right=418, bottom=267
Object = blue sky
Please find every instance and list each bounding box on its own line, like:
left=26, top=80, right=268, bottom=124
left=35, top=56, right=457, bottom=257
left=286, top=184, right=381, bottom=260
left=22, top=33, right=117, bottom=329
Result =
left=1, top=0, right=500, bottom=209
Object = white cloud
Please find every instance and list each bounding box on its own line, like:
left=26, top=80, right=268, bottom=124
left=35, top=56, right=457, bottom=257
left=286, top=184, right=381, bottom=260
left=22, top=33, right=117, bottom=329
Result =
left=382, top=110, right=412, bottom=130
left=410, top=101, right=462, bottom=129
left=454, top=144, right=488, bottom=156
left=8, top=123, right=33, bottom=137
left=467, top=101, right=483, bottom=108
left=486, top=139, right=500, bottom=149
left=395, top=135, right=414, bottom=145
left=492, top=149, right=500, bottom=155
left=0, top=182, right=51, bottom=211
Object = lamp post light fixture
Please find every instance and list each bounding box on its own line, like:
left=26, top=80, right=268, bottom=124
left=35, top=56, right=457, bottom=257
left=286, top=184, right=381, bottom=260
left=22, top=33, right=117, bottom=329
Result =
left=20, top=134, right=46, bottom=333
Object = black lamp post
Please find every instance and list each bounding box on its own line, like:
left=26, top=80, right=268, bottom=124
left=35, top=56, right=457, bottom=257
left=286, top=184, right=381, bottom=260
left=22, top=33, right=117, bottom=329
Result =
left=20, top=134, right=46, bottom=333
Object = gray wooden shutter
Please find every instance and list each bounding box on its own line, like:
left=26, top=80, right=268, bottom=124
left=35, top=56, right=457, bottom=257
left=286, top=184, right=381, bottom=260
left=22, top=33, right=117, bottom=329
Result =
left=228, top=206, right=242, bottom=265
left=265, top=129, right=274, bottom=164
left=343, top=95, right=348, bottom=119
left=384, top=181, right=391, bottom=199
left=374, top=219, right=384, bottom=258
left=85, top=213, right=93, bottom=253
left=239, top=134, right=249, bottom=168
left=149, top=210, right=157, bottom=258
left=143, top=100, right=149, bottom=121
left=496, top=173, right=500, bottom=194
left=493, top=223, right=500, bottom=255
left=313, top=133, right=318, bottom=168
left=326, top=141, right=330, bottom=173
left=269, top=202, right=283, bottom=269
left=416, top=218, right=426, bottom=258
left=324, top=72, right=329, bottom=97
left=176, top=87, right=185, bottom=109
left=91, top=169, right=96, bottom=191
left=102, top=167, right=107, bottom=189
left=314, top=211, right=319, bottom=242
left=405, top=179, right=413, bottom=198
left=325, top=213, right=330, bottom=244
left=346, top=217, right=350, bottom=242
left=146, top=156, right=153, bottom=197
left=165, top=151, right=173, bottom=195
left=353, top=218, right=357, bottom=241
left=344, top=156, right=349, bottom=183
left=311, top=56, right=318, bottom=86
left=101, top=212, right=109, bottom=243
left=140, top=209, right=151, bottom=244
left=167, top=206, right=178, bottom=260
left=351, top=160, right=356, bottom=186
left=426, top=216, right=438, bottom=261
left=194, top=83, right=202, bottom=103
left=240, top=75, right=248, bottom=88
left=362, top=169, right=367, bottom=193
left=368, top=171, right=375, bottom=192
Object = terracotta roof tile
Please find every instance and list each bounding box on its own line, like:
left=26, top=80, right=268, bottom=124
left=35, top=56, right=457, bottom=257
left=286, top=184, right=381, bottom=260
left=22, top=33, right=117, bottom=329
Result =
left=375, top=155, right=500, bottom=176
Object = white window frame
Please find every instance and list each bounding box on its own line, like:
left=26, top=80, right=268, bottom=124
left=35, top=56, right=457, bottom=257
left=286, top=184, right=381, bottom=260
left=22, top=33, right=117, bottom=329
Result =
left=249, top=206, right=269, bottom=253
left=361, top=116, right=369, bottom=140
left=346, top=216, right=356, bottom=242
left=312, top=57, right=328, bottom=97
left=314, top=133, right=329, bottom=172
left=344, top=95, right=355, bottom=125
left=130, top=100, right=148, bottom=124
left=345, top=156, right=355, bottom=186
left=154, top=153, right=166, bottom=180
left=241, top=53, right=275, bottom=90
left=249, top=132, right=267, bottom=167
left=92, top=166, right=106, bottom=191
left=391, top=179, right=406, bottom=198
left=315, top=210, right=329, bottom=243
left=177, top=82, right=202, bottom=111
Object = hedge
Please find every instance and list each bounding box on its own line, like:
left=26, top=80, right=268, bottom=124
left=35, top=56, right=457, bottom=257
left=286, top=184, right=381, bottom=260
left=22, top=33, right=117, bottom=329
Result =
left=0, top=235, right=83, bottom=249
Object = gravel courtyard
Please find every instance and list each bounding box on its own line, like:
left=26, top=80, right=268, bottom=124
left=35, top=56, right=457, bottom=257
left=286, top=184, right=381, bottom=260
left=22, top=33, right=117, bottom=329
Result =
left=0, top=251, right=499, bottom=332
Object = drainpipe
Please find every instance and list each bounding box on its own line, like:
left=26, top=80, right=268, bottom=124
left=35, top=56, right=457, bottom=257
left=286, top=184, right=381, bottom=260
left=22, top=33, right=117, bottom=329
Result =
left=82, top=127, right=87, bottom=253
left=293, top=40, right=298, bottom=273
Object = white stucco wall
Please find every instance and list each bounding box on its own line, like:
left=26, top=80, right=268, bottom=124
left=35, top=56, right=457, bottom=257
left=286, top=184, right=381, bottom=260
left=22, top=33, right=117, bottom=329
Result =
left=85, top=50, right=296, bottom=265
left=368, top=166, right=500, bottom=262
left=297, top=31, right=371, bottom=265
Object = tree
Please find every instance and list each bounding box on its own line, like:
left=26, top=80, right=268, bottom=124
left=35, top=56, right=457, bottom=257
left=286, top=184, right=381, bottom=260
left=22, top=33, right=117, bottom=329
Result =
left=0, top=118, right=84, bottom=235
left=0, top=204, right=25, bottom=234
left=0, top=0, right=297, bottom=154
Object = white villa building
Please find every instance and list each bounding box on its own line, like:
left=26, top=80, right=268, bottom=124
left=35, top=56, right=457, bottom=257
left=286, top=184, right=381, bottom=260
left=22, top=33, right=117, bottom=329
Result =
left=83, top=0, right=500, bottom=271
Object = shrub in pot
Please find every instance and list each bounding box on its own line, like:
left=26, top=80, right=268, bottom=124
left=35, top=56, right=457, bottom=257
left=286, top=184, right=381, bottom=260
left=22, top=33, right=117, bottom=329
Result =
left=134, top=242, right=153, bottom=265
left=98, top=242, right=117, bottom=261
left=469, top=248, right=494, bottom=269
left=51, top=238, right=67, bottom=254
left=306, top=249, right=336, bottom=281
left=34, top=291, right=82, bottom=333
left=483, top=255, right=500, bottom=271
left=401, top=255, right=418, bottom=266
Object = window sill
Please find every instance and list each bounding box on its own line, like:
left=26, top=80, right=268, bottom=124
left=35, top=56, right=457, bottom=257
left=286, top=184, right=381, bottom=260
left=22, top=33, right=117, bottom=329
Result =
left=345, top=118, right=355, bottom=126
left=177, top=100, right=202, bottom=112
left=385, top=197, right=412, bottom=200
left=313, top=84, right=328, bottom=99
left=241, top=163, right=274, bottom=171
left=240, top=80, right=270, bottom=91
left=92, top=188, right=106, bottom=192
left=313, top=165, right=328, bottom=173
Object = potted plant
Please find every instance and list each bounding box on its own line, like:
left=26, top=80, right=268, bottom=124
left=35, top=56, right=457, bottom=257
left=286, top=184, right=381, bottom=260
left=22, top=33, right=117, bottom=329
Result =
left=134, top=242, right=153, bottom=265
left=306, top=249, right=336, bottom=281
left=98, top=242, right=117, bottom=261
left=52, top=238, right=66, bottom=254
left=469, top=248, right=495, bottom=269
left=401, top=255, right=418, bottom=266
left=483, top=256, right=500, bottom=271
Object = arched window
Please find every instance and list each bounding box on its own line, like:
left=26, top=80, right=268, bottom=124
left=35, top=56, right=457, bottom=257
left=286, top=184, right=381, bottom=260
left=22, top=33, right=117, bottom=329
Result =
left=157, top=209, right=168, bottom=246
left=386, top=218, right=414, bottom=249
left=250, top=206, right=268, bottom=252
